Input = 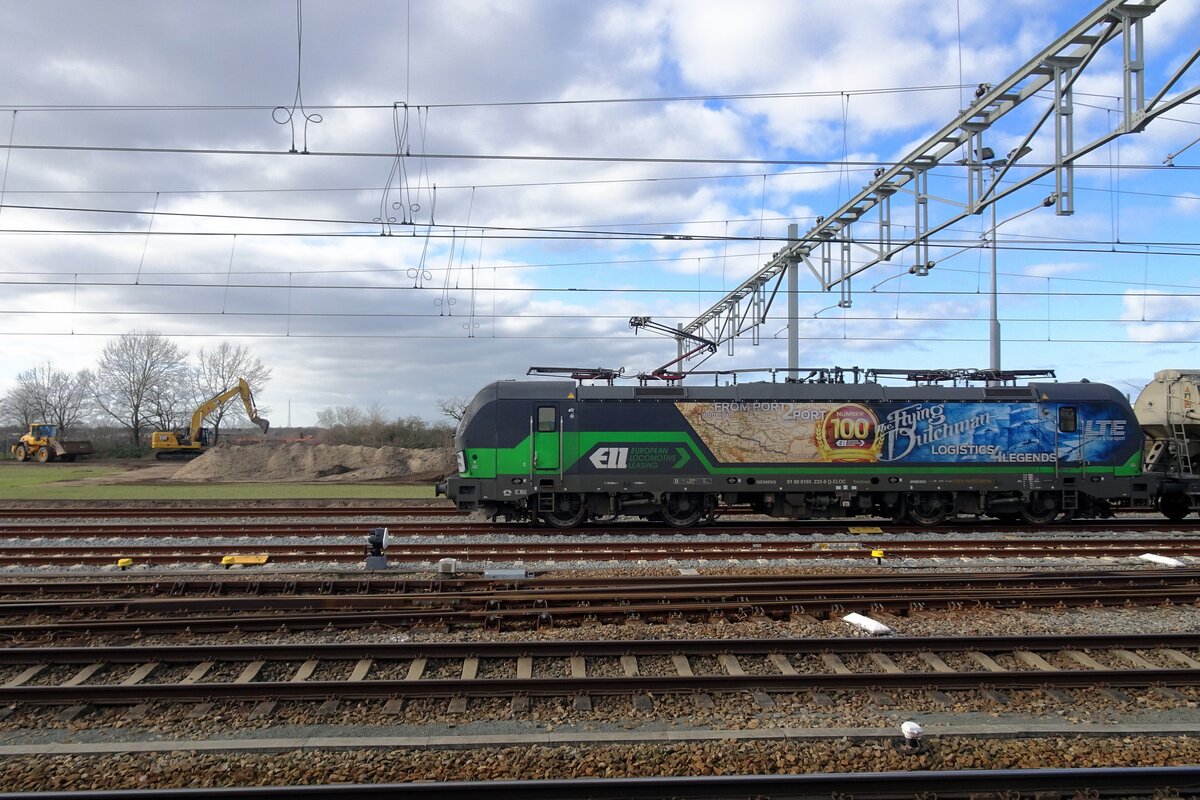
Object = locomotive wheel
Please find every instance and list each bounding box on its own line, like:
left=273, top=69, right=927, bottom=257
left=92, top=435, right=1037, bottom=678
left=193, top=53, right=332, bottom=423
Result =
left=1160, top=493, right=1192, bottom=522
left=660, top=492, right=705, bottom=528
left=541, top=493, right=586, bottom=528
left=907, top=493, right=951, bottom=526
left=13, top=445, right=28, bottom=462
left=36, top=446, right=51, bottom=463
left=1019, top=492, right=1059, bottom=525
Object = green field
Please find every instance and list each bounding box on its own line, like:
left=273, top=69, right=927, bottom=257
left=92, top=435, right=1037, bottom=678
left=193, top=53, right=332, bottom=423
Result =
left=0, top=464, right=436, bottom=501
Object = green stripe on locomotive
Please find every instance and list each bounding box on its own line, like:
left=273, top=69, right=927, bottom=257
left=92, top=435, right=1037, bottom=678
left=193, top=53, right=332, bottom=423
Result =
left=460, top=434, right=1142, bottom=479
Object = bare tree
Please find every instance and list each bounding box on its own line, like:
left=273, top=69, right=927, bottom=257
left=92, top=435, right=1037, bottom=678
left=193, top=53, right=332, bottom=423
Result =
left=436, top=397, right=470, bottom=423
left=189, top=342, right=272, bottom=438
left=363, top=400, right=388, bottom=447
left=316, top=406, right=365, bottom=445
left=12, top=363, right=92, bottom=433
left=0, top=383, right=39, bottom=429
left=92, top=331, right=189, bottom=451
left=312, top=404, right=449, bottom=448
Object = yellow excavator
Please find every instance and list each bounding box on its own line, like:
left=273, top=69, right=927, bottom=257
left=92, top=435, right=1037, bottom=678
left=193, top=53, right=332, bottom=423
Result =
left=151, top=379, right=269, bottom=460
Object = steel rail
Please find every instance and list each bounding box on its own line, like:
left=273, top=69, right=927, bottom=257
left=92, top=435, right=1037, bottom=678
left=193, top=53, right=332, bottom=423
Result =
left=0, top=517, right=1195, bottom=537
left=1, top=571, right=1197, bottom=615
left=1, top=585, right=1192, bottom=616
left=6, top=631, right=1200, bottom=663
left=1, top=567, right=1190, bottom=598
left=1, top=767, right=1198, bottom=800
left=2, top=538, right=1200, bottom=566
left=3, top=571, right=1200, bottom=636
left=0, top=505, right=459, bottom=520
left=9, top=667, right=1200, bottom=705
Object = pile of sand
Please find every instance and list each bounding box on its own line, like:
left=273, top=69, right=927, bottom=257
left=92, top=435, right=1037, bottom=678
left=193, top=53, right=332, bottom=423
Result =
left=170, top=442, right=456, bottom=483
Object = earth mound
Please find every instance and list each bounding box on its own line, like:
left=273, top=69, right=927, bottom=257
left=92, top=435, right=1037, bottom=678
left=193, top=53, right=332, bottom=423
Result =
left=170, top=442, right=455, bottom=483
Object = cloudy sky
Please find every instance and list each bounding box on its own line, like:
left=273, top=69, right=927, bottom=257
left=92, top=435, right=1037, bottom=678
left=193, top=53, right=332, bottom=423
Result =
left=1, top=0, right=1198, bottom=424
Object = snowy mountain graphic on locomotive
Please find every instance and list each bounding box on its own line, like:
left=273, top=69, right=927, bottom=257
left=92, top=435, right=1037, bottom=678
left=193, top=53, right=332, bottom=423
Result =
left=435, top=368, right=1200, bottom=528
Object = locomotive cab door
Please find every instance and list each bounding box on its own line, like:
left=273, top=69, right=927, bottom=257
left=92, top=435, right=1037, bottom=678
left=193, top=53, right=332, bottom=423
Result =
left=532, top=404, right=561, bottom=473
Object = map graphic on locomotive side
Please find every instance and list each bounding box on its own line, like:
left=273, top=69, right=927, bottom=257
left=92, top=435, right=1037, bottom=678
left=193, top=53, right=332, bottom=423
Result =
left=677, top=401, right=1132, bottom=466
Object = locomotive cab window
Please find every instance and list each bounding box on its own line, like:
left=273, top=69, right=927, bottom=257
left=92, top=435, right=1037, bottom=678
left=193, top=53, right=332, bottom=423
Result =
left=1058, top=406, right=1077, bottom=433
left=537, top=406, right=557, bottom=433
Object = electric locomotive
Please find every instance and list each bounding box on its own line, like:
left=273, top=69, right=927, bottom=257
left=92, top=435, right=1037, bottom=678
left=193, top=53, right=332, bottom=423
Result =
left=437, top=369, right=1196, bottom=527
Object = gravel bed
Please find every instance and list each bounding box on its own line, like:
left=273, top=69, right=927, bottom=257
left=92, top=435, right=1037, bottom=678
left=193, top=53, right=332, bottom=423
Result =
left=632, top=654, right=674, bottom=677
left=583, top=656, right=626, bottom=678
left=6, top=678, right=1196, bottom=742
left=146, top=664, right=198, bottom=685
left=252, top=662, right=294, bottom=683
left=307, top=660, right=356, bottom=681
left=476, top=659, right=516, bottom=679
left=8, top=735, right=1200, bottom=790
left=198, top=662, right=251, bottom=684
left=21, top=600, right=1200, bottom=653
left=531, top=656, right=569, bottom=679
left=7, top=546, right=1200, bottom=788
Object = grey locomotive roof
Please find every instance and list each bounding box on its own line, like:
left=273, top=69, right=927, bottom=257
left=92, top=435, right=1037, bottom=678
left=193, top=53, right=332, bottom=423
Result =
left=484, top=379, right=1123, bottom=403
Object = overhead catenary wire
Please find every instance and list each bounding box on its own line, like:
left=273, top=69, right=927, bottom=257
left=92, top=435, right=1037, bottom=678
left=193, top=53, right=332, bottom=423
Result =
left=3, top=141, right=1198, bottom=170
left=0, top=329, right=1193, bottom=347
left=5, top=275, right=1200, bottom=298
left=3, top=307, right=1197, bottom=325
left=0, top=83, right=987, bottom=113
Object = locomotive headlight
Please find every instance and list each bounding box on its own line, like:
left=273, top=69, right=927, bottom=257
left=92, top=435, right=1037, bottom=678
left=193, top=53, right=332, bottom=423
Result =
left=456, top=451, right=467, bottom=473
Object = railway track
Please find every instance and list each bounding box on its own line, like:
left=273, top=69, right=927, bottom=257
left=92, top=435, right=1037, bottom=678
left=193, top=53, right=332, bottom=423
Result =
left=0, top=536, right=1197, bottom=566
left=2, top=568, right=1197, bottom=638
left=4, top=768, right=1199, bottom=800
left=4, top=633, right=1200, bottom=712
left=0, top=505, right=461, bottom=520
left=1, top=515, right=1197, bottom=537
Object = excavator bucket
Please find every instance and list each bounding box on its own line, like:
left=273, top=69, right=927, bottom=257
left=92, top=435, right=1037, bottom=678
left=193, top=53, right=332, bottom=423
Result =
left=255, top=417, right=270, bottom=434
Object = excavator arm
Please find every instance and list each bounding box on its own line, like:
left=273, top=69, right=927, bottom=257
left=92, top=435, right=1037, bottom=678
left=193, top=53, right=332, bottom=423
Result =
left=187, top=379, right=269, bottom=442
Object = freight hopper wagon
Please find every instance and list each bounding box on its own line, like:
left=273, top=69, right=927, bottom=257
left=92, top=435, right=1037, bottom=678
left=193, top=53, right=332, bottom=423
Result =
left=440, top=372, right=1159, bottom=528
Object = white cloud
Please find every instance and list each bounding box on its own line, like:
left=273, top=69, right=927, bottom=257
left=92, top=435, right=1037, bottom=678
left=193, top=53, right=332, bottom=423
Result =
left=0, top=1, right=1195, bottom=421
left=1173, top=193, right=1200, bottom=215
left=1121, top=290, right=1200, bottom=343
left=1022, top=261, right=1091, bottom=279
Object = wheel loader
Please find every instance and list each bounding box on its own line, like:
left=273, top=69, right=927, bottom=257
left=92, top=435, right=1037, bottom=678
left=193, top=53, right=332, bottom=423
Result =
left=10, top=424, right=94, bottom=463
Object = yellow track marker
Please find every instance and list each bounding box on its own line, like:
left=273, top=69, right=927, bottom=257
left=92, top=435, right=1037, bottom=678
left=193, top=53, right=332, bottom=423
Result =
left=221, top=554, right=270, bottom=569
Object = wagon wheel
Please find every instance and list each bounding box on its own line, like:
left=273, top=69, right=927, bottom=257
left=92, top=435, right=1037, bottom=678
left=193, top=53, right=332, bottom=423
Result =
left=1160, top=492, right=1192, bottom=523
left=906, top=493, right=951, bottom=527
left=36, top=446, right=52, bottom=463
left=659, top=492, right=705, bottom=528
left=540, top=493, right=586, bottom=529
left=13, top=445, right=28, bottom=462
left=1019, top=492, right=1060, bottom=525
